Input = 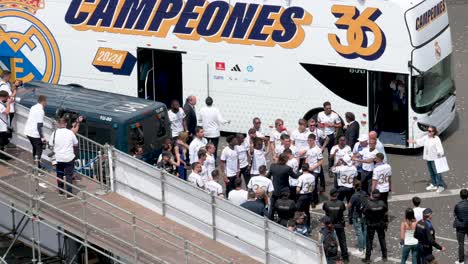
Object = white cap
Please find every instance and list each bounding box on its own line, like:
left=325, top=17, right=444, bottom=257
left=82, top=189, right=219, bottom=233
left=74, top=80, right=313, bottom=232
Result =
left=358, top=134, right=368, bottom=142
left=341, top=155, right=353, bottom=166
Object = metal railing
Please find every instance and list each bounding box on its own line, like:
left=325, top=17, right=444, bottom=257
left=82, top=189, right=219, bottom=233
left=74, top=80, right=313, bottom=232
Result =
left=0, top=151, right=233, bottom=264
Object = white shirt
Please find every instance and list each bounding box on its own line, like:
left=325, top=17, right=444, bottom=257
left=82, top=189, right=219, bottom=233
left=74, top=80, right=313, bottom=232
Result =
left=330, top=145, right=352, bottom=166
left=359, top=147, right=378, bottom=171
left=376, top=139, right=388, bottom=163
left=199, top=106, right=228, bottom=138
left=270, top=129, right=287, bottom=150
left=332, top=165, right=357, bottom=189
left=49, top=128, right=78, bottom=162
left=291, top=129, right=311, bottom=154
left=309, top=128, right=327, bottom=147
left=287, top=158, right=299, bottom=186
left=305, top=146, right=323, bottom=173
left=168, top=108, right=185, bottom=138
left=203, top=154, right=215, bottom=182
left=235, top=142, right=249, bottom=168
left=188, top=172, right=205, bottom=188
left=0, top=81, right=14, bottom=112
left=373, top=163, right=392, bottom=193
left=228, top=189, right=248, bottom=206
left=220, top=146, right=238, bottom=177
left=205, top=180, right=223, bottom=196
left=24, top=103, right=45, bottom=138
left=413, top=207, right=426, bottom=222
left=275, top=145, right=298, bottom=157
left=317, top=111, right=340, bottom=135
left=189, top=137, right=207, bottom=164
left=0, top=103, right=7, bottom=132
left=248, top=176, right=274, bottom=193
left=297, top=172, right=316, bottom=194
left=250, top=149, right=266, bottom=175
left=415, top=135, right=444, bottom=161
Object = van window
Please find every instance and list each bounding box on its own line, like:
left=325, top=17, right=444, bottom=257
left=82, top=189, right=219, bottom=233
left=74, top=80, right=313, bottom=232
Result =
left=79, top=122, right=113, bottom=145
left=128, top=112, right=169, bottom=153
left=300, top=63, right=368, bottom=106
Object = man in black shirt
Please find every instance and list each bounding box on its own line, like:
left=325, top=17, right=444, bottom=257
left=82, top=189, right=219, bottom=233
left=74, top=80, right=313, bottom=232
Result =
left=348, top=181, right=368, bottom=255
left=362, top=190, right=388, bottom=263
left=454, top=189, right=468, bottom=264
left=274, top=188, right=297, bottom=227
left=414, top=208, right=445, bottom=264
left=323, top=189, right=349, bottom=262
left=268, top=153, right=298, bottom=219
left=241, top=191, right=266, bottom=216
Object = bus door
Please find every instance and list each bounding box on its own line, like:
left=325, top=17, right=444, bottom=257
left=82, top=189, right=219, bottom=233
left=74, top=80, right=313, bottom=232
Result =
left=368, top=71, right=409, bottom=147
left=137, top=48, right=183, bottom=107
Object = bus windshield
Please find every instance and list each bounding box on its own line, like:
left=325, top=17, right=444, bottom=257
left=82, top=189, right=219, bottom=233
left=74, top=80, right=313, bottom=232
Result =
left=412, top=55, right=455, bottom=113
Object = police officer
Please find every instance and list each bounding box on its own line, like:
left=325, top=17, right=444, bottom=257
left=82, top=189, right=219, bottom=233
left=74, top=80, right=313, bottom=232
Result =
left=414, top=208, right=445, bottom=264
left=323, top=189, right=349, bottom=262
left=454, top=189, right=468, bottom=264
left=274, top=188, right=297, bottom=227
left=321, top=216, right=339, bottom=264
left=348, top=181, right=368, bottom=256
left=362, top=189, right=388, bottom=263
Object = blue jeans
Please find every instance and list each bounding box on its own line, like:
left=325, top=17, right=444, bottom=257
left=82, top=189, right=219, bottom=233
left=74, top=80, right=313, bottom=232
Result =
left=353, top=217, right=367, bottom=251
left=401, top=244, right=418, bottom=264
left=427, top=161, right=446, bottom=188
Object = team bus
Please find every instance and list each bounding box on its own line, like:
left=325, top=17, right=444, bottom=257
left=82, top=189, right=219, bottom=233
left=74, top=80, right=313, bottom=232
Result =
left=16, top=81, right=170, bottom=162
left=0, top=0, right=456, bottom=148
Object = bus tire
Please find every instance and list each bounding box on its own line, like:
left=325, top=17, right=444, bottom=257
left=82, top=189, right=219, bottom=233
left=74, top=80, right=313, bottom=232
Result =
left=67, top=83, right=84, bottom=88
left=303, top=108, right=323, bottom=121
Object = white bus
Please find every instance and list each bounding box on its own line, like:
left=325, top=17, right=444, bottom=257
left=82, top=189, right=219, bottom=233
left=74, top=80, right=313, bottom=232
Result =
left=0, top=0, right=456, bottom=148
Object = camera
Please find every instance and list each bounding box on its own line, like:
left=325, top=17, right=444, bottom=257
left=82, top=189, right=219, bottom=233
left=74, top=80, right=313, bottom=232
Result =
left=47, top=150, right=57, bottom=166
left=56, top=108, right=86, bottom=129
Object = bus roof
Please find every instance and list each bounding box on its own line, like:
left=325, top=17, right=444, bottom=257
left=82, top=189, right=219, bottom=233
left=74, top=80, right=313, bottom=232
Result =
left=17, top=81, right=167, bottom=124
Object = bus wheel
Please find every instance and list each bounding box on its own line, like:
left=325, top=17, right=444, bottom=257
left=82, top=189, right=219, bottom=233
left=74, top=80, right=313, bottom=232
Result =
left=303, top=107, right=323, bottom=121
left=67, top=83, right=84, bottom=88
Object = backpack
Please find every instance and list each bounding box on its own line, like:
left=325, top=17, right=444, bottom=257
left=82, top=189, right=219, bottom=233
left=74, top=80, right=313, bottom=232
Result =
left=323, top=231, right=338, bottom=257
left=356, top=191, right=369, bottom=215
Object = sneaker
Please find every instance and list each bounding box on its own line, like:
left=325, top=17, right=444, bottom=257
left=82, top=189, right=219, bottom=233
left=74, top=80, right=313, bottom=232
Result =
left=58, top=192, right=65, bottom=197
left=426, top=184, right=437, bottom=191
left=361, top=258, right=371, bottom=263
left=436, top=187, right=445, bottom=193
left=382, top=257, right=388, bottom=262
left=454, top=261, right=464, bottom=264
left=66, top=195, right=74, bottom=200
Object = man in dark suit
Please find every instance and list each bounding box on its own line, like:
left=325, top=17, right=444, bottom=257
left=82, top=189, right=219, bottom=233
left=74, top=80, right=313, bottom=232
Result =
left=344, top=112, right=359, bottom=148
left=183, top=95, right=197, bottom=137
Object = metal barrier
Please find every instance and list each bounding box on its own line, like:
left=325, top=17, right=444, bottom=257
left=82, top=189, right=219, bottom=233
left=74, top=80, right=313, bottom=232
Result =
left=112, top=149, right=323, bottom=264
left=0, top=151, right=233, bottom=264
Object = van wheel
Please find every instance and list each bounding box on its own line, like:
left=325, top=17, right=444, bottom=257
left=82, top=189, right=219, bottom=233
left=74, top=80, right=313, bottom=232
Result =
left=303, top=108, right=323, bottom=121
left=67, top=83, right=84, bottom=88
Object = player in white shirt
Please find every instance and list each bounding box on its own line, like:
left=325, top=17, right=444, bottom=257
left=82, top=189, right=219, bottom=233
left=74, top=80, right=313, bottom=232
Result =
left=296, top=163, right=315, bottom=228
left=220, top=135, right=239, bottom=195
left=274, top=134, right=298, bottom=161
left=196, top=149, right=210, bottom=184
left=308, top=118, right=329, bottom=151
left=235, top=134, right=251, bottom=185
left=204, top=143, right=216, bottom=178
left=285, top=148, right=299, bottom=201
left=0, top=71, right=16, bottom=125
left=305, top=134, right=324, bottom=205
left=24, top=95, right=48, bottom=168
left=317, top=101, right=342, bottom=167
left=205, top=170, right=224, bottom=198
left=250, top=137, right=267, bottom=176
left=269, top=118, right=288, bottom=155
left=352, top=135, right=368, bottom=179
left=188, top=126, right=208, bottom=164
left=291, top=119, right=311, bottom=160
left=168, top=100, right=186, bottom=139
left=199, top=97, right=229, bottom=160
left=248, top=165, right=274, bottom=196
left=188, top=162, right=205, bottom=189
left=353, top=138, right=379, bottom=194
left=330, top=136, right=352, bottom=166
left=331, top=155, right=358, bottom=203
left=228, top=178, right=248, bottom=206
left=0, top=91, right=12, bottom=159
left=372, top=153, right=392, bottom=206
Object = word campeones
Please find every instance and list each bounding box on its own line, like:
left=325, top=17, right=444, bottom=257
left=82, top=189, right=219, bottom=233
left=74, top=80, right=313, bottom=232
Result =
left=65, top=0, right=313, bottom=48
left=415, top=0, right=446, bottom=31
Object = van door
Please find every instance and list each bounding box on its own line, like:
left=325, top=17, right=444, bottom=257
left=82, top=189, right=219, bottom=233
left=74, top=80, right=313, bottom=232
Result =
left=368, top=71, right=409, bottom=147
left=136, top=48, right=183, bottom=107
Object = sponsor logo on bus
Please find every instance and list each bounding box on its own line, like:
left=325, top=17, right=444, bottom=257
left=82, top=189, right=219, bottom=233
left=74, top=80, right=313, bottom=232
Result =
left=0, top=0, right=61, bottom=83
left=64, top=0, right=313, bottom=49
left=328, top=5, right=386, bottom=60
left=415, top=0, right=446, bottom=31
left=215, top=62, right=225, bottom=71
left=92, top=47, right=136, bottom=75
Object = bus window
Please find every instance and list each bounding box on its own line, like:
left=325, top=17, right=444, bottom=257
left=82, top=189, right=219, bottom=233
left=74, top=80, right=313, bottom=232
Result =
left=88, top=124, right=113, bottom=144
left=300, top=63, right=368, bottom=107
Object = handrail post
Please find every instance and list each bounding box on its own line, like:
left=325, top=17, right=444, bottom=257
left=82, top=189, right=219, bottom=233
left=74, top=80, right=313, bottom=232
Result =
left=132, top=213, right=138, bottom=263
left=36, top=216, right=43, bottom=264
left=161, top=172, right=166, bottom=216
left=31, top=213, right=37, bottom=264
left=184, top=240, right=189, bottom=264
left=211, top=193, right=216, bottom=240
left=81, top=192, right=89, bottom=264
left=264, top=216, right=269, bottom=264
left=33, top=156, right=44, bottom=201
left=95, top=150, right=107, bottom=195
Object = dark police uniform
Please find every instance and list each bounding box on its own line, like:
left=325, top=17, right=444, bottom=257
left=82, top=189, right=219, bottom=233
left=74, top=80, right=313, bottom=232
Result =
left=362, top=195, right=388, bottom=262
left=275, top=196, right=297, bottom=227
left=323, top=189, right=348, bottom=261
left=454, top=199, right=468, bottom=263
left=414, top=209, right=442, bottom=264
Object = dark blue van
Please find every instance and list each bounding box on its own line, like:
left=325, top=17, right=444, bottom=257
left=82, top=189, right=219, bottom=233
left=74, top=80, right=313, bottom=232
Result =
left=16, top=81, right=170, bottom=163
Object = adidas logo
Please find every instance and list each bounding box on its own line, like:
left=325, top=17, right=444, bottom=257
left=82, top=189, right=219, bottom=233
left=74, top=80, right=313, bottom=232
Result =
left=230, top=64, right=241, bottom=72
